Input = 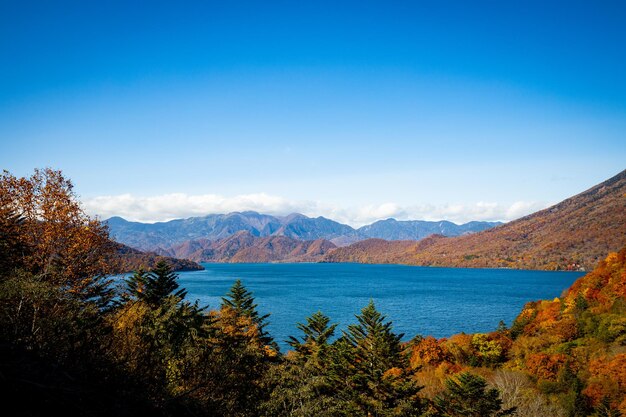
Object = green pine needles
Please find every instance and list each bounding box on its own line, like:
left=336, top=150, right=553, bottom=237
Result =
left=288, top=310, right=338, bottom=354
left=222, top=279, right=275, bottom=348
left=433, top=372, right=516, bottom=417
left=126, top=260, right=187, bottom=306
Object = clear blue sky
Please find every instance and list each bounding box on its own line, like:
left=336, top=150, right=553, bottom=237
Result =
left=1, top=1, right=625, bottom=225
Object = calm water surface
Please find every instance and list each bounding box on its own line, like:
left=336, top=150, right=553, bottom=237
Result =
left=174, top=263, right=582, bottom=350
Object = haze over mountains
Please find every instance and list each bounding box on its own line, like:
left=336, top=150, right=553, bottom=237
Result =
left=106, top=213, right=500, bottom=253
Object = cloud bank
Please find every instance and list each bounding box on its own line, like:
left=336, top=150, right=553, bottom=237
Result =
left=83, top=192, right=550, bottom=227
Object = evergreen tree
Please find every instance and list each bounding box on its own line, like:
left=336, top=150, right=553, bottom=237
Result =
left=222, top=279, right=274, bottom=348
left=331, top=300, right=425, bottom=416
left=124, top=268, right=148, bottom=301
left=0, top=204, right=27, bottom=278
left=288, top=310, right=337, bottom=357
left=144, top=260, right=187, bottom=306
left=433, top=372, right=515, bottom=417
left=344, top=300, right=406, bottom=372
left=262, top=311, right=345, bottom=416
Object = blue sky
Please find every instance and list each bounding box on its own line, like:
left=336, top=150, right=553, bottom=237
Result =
left=1, top=1, right=625, bottom=225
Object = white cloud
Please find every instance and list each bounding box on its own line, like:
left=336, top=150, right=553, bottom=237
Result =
left=83, top=193, right=550, bottom=227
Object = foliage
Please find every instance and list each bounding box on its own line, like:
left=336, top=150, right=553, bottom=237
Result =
left=288, top=310, right=337, bottom=355
left=261, top=311, right=347, bottom=416
left=506, top=247, right=626, bottom=415
left=127, top=261, right=187, bottom=306
left=0, top=204, right=27, bottom=277
left=492, top=369, right=566, bottom=417
left=0, top=168, right=115, bottom=300
left=329, top=300, right=426, bottom=416
left=431, top=372, right=515, bottom=417
left=222, top=278, right=275, bottom=349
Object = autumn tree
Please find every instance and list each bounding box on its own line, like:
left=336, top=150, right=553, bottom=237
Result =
left=0, top=168, right=116, bottom=370
left=0, top=169, right=150, bottom=415
left=0, top=168, right=114, bottom=299
left=410, top=336, right=451, bottom=369
left=492, top=369, right=566, bottom=417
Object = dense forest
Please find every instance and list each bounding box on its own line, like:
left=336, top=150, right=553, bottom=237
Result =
left=1, top=168, right=624, bottom=416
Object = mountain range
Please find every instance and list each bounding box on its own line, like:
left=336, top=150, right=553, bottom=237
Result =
left=106, top=213, right=500, bottom=252
left=107, top=169, right=626, bottom=270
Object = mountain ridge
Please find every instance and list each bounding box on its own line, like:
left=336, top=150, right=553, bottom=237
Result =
left=324, top=169, right=626, bottom=270
left=156, top=231, right=337, bottom=263
left=106, top=212, right=501, bottom=253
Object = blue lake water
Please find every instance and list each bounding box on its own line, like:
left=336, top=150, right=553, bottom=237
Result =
left=169, top=263, right=582, bottom=350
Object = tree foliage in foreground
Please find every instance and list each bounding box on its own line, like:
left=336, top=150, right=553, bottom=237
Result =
left=332, top=300, right=426, bottom=416
left=431, top=372, right=515, bottom=417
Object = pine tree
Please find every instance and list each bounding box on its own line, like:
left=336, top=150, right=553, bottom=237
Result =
left=345, top=300, right=405, bottom=373
left=221, top=279, right=274, bottom=347
left=126, top=260, right=187, bottom=307
left=124, top=268, right=148, bottom=301
left=262, top=311, right=345, bottom=416
left=288, top=311, right=337, bottom=356
left=433, top=372, right=515, bottom=417
left=331, top=300, right=425, bottom=416
left=148, top=261, right=187, bottom=303
left=0, top=204, right=27, bottom=277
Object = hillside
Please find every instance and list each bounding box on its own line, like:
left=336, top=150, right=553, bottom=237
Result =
left=157, top=231, right=337, bottom=263
left=506, top=246, right=626, bottom=413
left=322, top=237, right=440, bottom=264
left=326, top=169, right=626, bottom=270
left=408, top=246, right=626, bottom=415
left=109, top=242, right=204, bottom=272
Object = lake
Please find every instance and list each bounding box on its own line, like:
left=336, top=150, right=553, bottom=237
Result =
left=173, top=263, right=583, bottom=351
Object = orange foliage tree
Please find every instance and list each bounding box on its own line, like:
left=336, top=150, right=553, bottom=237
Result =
left=0, top=168, right=114, bottom=298
left=583, top=354, right=626, bottom=413
left=410, top=336, right=452, bottom=369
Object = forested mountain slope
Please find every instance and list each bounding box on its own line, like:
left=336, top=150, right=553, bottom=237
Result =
left=157, top=231, right=336, bottom=263
left=325, top=169, right=626, bottom=270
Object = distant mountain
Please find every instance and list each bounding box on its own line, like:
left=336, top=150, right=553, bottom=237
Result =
left=106, top=212, right=500, bottom=253
left=357, top=219, right=501, bottom=241
left=321, top=238, right=420, bottom=264
left=322, top=234, right=446, bottom=265
left=157, top=231, right=337, bottom=263
left=272, top=213, right=361, bottom=244
left=105, top=211, right=282, bottom=251
left=325, top=169, right=626, bottom=271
